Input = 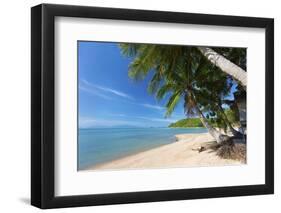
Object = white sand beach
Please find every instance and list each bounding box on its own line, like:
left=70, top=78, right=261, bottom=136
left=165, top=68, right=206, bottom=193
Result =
left=88, top=133, right=243, bottom=170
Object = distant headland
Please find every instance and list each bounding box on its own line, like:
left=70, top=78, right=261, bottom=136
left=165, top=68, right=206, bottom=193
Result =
left=168, top=118, right=204, bottom=128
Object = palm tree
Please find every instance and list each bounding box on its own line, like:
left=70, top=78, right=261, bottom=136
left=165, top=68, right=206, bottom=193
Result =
left=121, top=44, right=229, bottom=144
left=196, top=47, right=247, bottom=88
left=120, top=44, right=247, bottom=89
left=217, top=100, right=241, bottom=136
left=194, top=64, right=242, bottom=137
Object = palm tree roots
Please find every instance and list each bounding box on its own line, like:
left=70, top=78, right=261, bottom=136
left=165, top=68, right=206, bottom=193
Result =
left=216, top=137, right=246, bottom=162
left=202, top=136, right=246, bottom=163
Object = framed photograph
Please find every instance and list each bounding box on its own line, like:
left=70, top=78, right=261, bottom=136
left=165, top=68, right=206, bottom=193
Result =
left=31, top=3, right=274, bottom=209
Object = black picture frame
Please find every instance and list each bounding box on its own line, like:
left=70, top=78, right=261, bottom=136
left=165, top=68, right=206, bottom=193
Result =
left=31, top=3, right=274, bottom=209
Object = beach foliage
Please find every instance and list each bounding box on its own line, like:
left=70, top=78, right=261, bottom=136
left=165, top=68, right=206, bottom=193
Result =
left=168, top=118, right=204, bottom=128
left=119, top=43, right=246, bottom=145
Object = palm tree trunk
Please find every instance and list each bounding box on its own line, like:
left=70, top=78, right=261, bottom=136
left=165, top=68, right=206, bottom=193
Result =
left=190, top=93, right=226, bottom=144
left=194, top=105, right=225, bottom=144
left=217, top=104, right=241, bottom=137
left=197, top=47, right=247, bottom=89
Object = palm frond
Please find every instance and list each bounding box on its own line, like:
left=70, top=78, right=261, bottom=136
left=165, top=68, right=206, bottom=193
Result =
left=165, top=91, right=181, bottom=117
left=184, top=93, right=196, bottom=116
left=156, top=83, right=174, bottom=100
left=147, top=72, right=162, bottom=94
left=119, top=43, right=141, bottom=57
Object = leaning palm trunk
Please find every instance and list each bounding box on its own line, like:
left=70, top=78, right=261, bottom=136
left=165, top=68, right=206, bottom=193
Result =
left=197, top=47, right=247, bottom=89
left=217, top=104, right=242, bottom=137
left=191, top=93, right=227, bottom=144
left=194, top=105, right=226, bottom=144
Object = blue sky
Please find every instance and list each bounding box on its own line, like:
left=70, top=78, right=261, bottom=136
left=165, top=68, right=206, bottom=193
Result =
left=78, top=41, right=185, bottom=128
left=78, top=41, right=238, bottom=128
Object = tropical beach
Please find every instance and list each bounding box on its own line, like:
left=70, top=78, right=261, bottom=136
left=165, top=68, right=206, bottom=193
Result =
left=78, top=41, right=247, bottom=171
left=78, top=127, right=208, bottom=170
left=85, top=132, right=245, bottom=170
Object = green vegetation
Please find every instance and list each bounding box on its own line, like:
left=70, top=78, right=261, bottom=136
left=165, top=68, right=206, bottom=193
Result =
left=169, top=118, right=204, bottom=128
left=168, top=109, right=238, bottom=129
left=120, top=43, right=246, bottom=144
left=224, top=108, right=240, bottom=125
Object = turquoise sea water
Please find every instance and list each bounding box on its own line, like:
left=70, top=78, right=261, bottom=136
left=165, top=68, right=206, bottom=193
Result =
left=78, top=127, right=207, bottom=170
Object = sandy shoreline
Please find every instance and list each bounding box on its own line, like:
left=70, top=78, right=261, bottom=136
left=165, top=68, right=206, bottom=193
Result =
left=85, top=133, right=243, bottom=171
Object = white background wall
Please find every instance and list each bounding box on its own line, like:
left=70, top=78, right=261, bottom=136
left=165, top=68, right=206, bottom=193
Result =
left=0, top=0, right=279, bottom=212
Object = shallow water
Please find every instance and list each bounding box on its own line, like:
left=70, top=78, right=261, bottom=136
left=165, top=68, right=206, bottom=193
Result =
left=78, top=127, right=207, bottom=170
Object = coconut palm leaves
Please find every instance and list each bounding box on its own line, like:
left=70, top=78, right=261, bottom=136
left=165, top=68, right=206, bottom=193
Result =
left=119, top=43, right=244, bottom=143
left=197, top=47, right=247, bottom=88
left=191, top=59, right=242, bottom=136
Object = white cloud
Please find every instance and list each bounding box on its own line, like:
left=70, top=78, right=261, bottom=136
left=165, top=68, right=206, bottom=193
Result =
left=80, top=79, right=134, bottom=100
left=94, top=85, right=134, bottom=100
left=108, top=113, right=126, bottom=117
left=141, top=103, right=164, bottom=110
left=79, top=80, right=168, bottom=114
left=79, top=85, right=112, bottom=100
left=136, top=116, right=176, bottom=123
left=79, top=114, right=176, bottom=128
left=79, top=117, right=143, bottom=128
